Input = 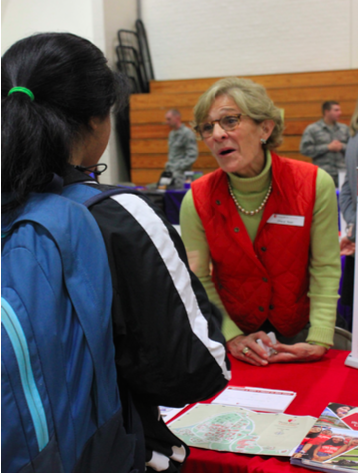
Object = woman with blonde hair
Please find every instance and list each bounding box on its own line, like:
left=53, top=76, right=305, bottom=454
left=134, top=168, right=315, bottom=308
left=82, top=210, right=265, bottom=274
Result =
left=180, top=77, right=341, bottom=365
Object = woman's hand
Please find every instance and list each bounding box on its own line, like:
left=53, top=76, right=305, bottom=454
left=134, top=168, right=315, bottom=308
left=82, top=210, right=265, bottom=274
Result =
left=268, top=342, right=327, bottom=363
left=340, top=236, right=356, bottom=256
left=226, top=332, right=276, bottom=366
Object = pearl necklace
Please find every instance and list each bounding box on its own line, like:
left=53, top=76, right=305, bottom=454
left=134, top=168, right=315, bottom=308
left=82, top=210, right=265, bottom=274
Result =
left=227, top=177, right=272, bottom=216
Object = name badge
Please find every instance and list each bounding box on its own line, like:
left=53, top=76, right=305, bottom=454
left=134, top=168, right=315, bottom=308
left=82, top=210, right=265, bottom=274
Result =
left=267, top=214, right=305, bottom=227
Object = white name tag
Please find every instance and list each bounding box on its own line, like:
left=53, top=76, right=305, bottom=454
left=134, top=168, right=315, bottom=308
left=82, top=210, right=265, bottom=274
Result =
left=267, top=214, right=305, bottom=227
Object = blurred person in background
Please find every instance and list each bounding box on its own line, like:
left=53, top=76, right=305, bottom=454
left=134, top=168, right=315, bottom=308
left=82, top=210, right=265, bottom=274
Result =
left=164, top=109, right=198, bottom=188
left=300, top=101, right=349, bottom=187
left=339, top=106, right=358, bottom=330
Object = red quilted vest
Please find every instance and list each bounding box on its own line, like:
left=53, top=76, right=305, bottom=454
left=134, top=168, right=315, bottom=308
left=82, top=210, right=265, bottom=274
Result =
left=192, top=152, right=318, bottom=337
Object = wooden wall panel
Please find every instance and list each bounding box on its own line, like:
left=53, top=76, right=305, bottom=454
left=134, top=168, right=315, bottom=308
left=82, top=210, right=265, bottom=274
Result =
left=131, top=136, right=302, bottom=155
left=150, top=70, right=358, bottom=94
left=131, top=169, right=166, bottom=184
left=131, top=153, right=218, bottom=169
left=131, top=152, right=311, bottom=170
left=131, top=119, right=352, bottom=139
left=132, top=139, right=208, bottom=154
left=130, top=92, right=202, bottom=109
left=130, top=69, right=357, bottom=186
left=130, top=102, right=355, bottom=125
left=130, top=85, right=357, bottom=110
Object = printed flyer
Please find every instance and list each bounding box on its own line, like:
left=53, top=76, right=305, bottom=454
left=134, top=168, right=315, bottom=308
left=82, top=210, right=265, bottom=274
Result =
left=168, top=403, right=316, bottom=456
left=291, top=403, right=358, bottom=473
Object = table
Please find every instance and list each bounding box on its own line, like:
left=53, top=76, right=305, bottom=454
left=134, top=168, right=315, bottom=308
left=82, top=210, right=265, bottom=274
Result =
left=163, top=189, right=187, bottom=224
left=178, top=350, right=357, bottom=473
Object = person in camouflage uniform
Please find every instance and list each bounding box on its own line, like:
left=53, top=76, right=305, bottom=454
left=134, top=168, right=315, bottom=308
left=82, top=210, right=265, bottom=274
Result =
left=164, top=109, right=198, bottom=188
left=300, top=101, right=349, bottom=187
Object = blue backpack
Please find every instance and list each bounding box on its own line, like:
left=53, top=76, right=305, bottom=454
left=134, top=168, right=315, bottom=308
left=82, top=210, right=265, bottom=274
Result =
left=1, top=192, right=138, bottom=473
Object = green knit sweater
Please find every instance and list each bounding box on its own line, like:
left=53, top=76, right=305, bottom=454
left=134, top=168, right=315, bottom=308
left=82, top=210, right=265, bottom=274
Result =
left=180, top=152, right=341, bottom=347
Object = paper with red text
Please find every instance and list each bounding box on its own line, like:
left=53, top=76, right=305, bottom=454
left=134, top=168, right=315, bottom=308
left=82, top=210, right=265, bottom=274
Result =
left=212, top=386, right=296, bottom=413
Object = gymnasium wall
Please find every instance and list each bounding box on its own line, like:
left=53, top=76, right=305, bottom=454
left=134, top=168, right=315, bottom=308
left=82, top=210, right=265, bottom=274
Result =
left=142, top=0, right=358, bottom=80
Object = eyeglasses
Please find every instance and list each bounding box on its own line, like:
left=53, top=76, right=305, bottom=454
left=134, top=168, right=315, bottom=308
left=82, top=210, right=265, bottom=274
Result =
left=195, top=114, right=246, bottom=138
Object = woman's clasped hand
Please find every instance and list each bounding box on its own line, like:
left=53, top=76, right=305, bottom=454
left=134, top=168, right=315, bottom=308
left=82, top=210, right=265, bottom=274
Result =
left=227, top=333, right=327, bottom=366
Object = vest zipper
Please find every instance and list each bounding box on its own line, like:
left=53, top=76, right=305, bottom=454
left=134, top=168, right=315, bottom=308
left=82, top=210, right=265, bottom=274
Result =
left=1, top=297, right=49, bottom=451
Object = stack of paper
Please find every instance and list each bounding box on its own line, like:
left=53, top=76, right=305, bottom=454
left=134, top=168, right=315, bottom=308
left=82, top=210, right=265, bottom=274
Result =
left=212, top=386, right=296, bottom=413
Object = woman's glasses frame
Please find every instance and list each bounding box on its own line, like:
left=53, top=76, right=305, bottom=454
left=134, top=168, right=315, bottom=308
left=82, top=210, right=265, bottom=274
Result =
left=194, top=114, right=246, bottom=139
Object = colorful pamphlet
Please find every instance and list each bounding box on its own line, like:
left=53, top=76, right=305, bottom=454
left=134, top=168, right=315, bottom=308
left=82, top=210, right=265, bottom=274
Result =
left=168, top=403, right=316, bottom=456
left=290, top=403, right=358, bottom=473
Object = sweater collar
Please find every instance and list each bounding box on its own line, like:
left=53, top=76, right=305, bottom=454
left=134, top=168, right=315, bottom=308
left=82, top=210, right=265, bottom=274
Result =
left=226, top=150, right=286, bottom=198
left=227, top=150, right=272, bottom=194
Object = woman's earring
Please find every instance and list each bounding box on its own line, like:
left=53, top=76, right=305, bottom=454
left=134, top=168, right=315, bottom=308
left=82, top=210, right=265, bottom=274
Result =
left=260, top=138, right=267, bottom=145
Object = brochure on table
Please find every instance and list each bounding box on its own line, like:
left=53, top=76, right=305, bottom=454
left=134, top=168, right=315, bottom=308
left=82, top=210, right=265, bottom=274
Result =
left=290, top=403, right=358, bottom=473
left=212, top=386, right=296, bottom=413
left=169, top=403, right=316, bottom=457
left=161, top=385, right=294, bottom=424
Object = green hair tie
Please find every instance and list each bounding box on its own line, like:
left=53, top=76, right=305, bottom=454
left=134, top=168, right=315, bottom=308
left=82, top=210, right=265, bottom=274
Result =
left=8, top=86, right=35, bottom=101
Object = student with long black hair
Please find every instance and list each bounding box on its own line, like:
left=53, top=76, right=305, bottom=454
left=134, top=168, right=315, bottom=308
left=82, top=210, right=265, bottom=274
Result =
left=2, top=32, right=230, bottom=472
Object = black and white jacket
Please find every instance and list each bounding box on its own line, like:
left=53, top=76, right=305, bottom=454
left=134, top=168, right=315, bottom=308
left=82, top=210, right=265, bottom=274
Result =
left=64, top=167, right=231, bottom=472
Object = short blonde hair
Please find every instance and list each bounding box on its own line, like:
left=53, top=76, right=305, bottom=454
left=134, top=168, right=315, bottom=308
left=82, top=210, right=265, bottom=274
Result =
left=193, top=77, right=284, bottom=150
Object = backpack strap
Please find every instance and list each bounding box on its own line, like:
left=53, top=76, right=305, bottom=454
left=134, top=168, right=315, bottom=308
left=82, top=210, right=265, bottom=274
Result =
left=83, top=187, right=134, bottom=208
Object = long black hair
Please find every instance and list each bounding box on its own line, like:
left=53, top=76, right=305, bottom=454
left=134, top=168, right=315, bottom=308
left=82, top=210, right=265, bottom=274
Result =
left=322, top=437, right=346, bottom=447
left=2, top=32, right=129, bottom=212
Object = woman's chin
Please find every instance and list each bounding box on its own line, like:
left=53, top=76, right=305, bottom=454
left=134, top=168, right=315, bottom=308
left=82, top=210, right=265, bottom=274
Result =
left=218, top=162, right=242, bottom=175
left=215, top=157, right=234, bottom=171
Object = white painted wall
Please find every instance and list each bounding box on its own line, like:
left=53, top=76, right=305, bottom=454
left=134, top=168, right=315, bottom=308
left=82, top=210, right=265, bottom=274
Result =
left=142, top=0, right=358, bottom=80
left=2, top=0, right=137, bottom=184
left=103, top=0, right=138, bottom=183
left=1, top=0, right=99, bottom=54
left=104, top=0, right=138, bottom=70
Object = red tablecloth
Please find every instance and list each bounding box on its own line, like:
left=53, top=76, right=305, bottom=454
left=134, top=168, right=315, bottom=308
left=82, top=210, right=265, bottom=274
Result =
left=179, top=350, right=357, bottom=473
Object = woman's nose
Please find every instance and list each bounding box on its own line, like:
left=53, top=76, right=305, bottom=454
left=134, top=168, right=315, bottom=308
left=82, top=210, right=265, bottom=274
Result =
left=212, top=122, right=227, bottom=140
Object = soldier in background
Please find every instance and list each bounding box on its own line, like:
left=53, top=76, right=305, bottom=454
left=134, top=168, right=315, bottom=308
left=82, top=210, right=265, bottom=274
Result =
left=300, top=101, right=349, bottom=187
left=164, top=109, right=198, bottom=188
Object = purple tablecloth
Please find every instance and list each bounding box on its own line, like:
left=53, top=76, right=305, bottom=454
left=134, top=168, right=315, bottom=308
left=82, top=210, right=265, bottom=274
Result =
left=163, top=189, right=187, bottom=225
